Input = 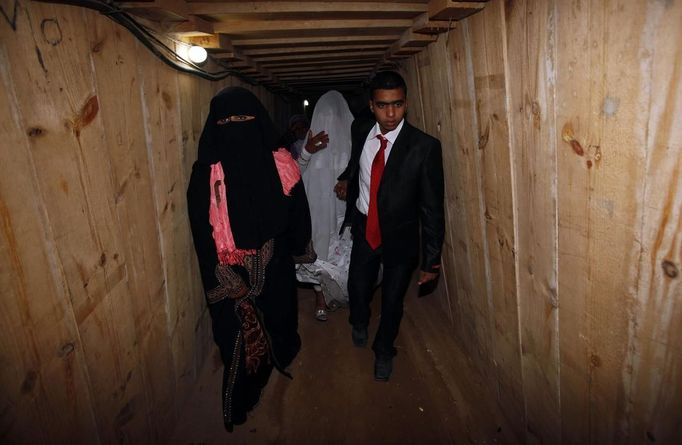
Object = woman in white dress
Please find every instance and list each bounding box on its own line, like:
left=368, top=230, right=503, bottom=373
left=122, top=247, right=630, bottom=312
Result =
left=296, top=91, right=354, bottom=321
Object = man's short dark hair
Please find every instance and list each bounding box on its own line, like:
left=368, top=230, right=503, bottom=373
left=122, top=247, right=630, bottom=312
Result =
left=368, top=71, right=407, bottom=97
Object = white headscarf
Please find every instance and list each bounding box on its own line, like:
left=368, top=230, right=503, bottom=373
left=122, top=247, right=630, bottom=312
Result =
left=301, top=91, right=353, bottom=261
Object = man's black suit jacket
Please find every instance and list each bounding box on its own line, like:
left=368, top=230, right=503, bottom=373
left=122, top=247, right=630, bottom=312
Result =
left=339, top=118, right=445, bottom=272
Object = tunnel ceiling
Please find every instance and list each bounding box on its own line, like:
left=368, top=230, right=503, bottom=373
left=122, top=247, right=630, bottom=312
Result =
left=115, top=0, right=489, bottom=95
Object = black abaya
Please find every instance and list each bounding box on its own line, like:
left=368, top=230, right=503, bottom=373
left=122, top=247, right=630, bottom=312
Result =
left=186, top=88, right=313, bottom=430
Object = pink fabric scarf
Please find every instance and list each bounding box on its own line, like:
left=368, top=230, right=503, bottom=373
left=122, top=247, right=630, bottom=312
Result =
left=272, top=148, right=300, bottom=196
left=209, top=149, right=300, bottom=265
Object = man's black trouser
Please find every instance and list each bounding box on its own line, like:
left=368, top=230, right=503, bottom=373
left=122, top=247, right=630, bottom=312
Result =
left=347, top=210, right=414, bottom=359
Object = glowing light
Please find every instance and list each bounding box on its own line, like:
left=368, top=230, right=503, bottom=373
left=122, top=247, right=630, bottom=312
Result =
left=303, top=99, right=309, bottom=107
left=188, top=45, right=208, bottom=64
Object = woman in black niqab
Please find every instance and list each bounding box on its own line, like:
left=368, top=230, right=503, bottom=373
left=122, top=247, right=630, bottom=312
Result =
left=187, top=87, right=314, bottom=431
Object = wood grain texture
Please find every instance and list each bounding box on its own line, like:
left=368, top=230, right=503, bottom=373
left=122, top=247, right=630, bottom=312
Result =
left=415, top=39, right=469, bottom=339
left=627, top=1, right=682, bottom=443
left=3, top=4, right=148, bottom=442
left=3, top=0, right=682, bottom=443
left=446, top=20, right=498, bottom=383
left=401, top=0, right=682, bottom=443
left=504, top=1, right=561, bottom=442
left=0, top=31, right=100, bottom=445
left=468, top=2, right=524, bottom=440
left=0, top=2, right=287, bottom=443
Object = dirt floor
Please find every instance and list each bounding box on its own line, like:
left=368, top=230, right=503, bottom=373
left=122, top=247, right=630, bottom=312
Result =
left=170, top=286, right=517, bottom=445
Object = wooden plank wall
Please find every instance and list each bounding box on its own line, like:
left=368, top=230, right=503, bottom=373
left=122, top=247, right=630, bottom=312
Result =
left=0, top=1, right=289, bottom=443
left=401, top=0, right=682, bottom=443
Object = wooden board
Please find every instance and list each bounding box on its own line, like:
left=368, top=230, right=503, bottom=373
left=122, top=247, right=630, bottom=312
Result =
left=0, top=23, right=99, bottom=444
left=414, top=41, right=466, bottom=337
left=0, top=2, right=287, bottom=442
left=504, top=1, right=561, bottom=442
left=444, top=22, right=497, bottom=377
left=85, top=12, right=181, bottom=441
left=468, top=2, right=524, bottom=440
left=554, top=1, right=682, bottom=443
left=2, top=3, right=151, bottom=442
left=624, top=1, right=682, bottom=443
left=400, top=0, right=682, bottom=442
left=4, top=0, right=682, bottom=443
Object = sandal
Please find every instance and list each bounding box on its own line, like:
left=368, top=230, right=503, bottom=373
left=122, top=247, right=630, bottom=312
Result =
left=314, top=308, right=328, bottom=322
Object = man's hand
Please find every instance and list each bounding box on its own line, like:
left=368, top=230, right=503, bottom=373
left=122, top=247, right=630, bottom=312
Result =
left=304, top=130, right=329, bottom=154
left=334, top=180, right=348, bottom=201
left=417, top=270, right=439, bottom=285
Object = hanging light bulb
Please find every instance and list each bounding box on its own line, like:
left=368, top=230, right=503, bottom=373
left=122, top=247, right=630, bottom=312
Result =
left=303, top=99, right=309, bottom=107
left=188, top=45, right=208, bottom=64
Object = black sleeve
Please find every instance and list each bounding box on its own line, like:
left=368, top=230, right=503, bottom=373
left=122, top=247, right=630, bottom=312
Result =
left=419, top=139, right=445, bottom=272
left=186, top=162, right=219, bottom=295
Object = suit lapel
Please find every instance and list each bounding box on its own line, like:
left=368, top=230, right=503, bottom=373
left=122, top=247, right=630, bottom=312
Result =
left=380, top=122, right=411, bottom=191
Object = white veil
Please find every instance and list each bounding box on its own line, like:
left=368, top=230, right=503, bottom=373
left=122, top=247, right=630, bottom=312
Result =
left=297, top=91, right=354, bottom=305
left=301, top=90, right=353, bottom=260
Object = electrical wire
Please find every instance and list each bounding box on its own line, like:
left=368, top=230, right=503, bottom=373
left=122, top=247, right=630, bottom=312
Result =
left=51, top=0, right=290, bottom=92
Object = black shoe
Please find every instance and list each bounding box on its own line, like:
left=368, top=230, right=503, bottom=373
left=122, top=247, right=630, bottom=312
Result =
left=374, top=356, right=393, bottom=382
left=351, top=325, right=368, bottom=347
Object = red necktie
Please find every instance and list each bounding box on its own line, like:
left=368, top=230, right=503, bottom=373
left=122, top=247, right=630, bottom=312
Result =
left=366, top=135, right=387, bottom=249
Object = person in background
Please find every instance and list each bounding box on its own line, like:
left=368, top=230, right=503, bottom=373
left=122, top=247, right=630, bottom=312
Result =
left=335, top=71, right=445, bottom=382
left=280, top=114, right=329, bottom=161
left=278, top=114, right=309, bottom=159
left=187, top=87, right=316, bottom=431
left=296, top=91, right=353, bottom=321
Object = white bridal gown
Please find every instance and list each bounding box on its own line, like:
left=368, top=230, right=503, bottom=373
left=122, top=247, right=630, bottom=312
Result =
left=296, top=91, right=354, bottom=306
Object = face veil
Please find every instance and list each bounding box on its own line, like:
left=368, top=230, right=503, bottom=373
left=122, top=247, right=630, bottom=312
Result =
left=193, top=87, right=288, bottom=250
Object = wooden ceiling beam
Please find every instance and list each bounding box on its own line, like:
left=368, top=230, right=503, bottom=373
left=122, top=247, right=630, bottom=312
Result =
left=212, top=19, right=414, bottom=34
left=301, top=84, right=364, bottom=89
left=189, top=2, right=427, bottom=16
left=299, top=85, right=364, bottom=93
left=114, top=0, right=491, bottom=94
left=272, top=64, right=376, bottom=75
left=280, top=68, right=370, bottom=76
left=366, top=0, right=484, bottom=81
left=397, top=30, right=439, bottom=47
left=368, top=25, right=434, bottom=79
left=211, top=52, right=241, bottom=62
left=243, top=45, right=388, bottom=57
left=389, top=48, right=423, bottom=58
left=263, top=58, right=383, bottom=70
left=292, top=79, right=365, bottom=87
left=281, top=78, right=368, bottom=86
left=184, top=34, right=296, bottom=93
left=385, top=27, right=436, bottom=56
left=270, top=65, right=379, bottom=76
left=119, top=0, right=189, bottom=20
left=428, top=1, right=487, bottom=21
left=277, top=72, right=374, bottom=81
left=230, top=35, right=400, bottom=48
left=186, top=34, right=234, bottom=51
left=278, top=72, right=372, bottom=81
left=285, top=76, right=367, bottom=85
left=285, top=81, right=366, bottom=89
left=254, top=50, right=385, bottom=63
left=411, top=12, right=455, bottom=34
left=168, top=15, right=214, bottom=36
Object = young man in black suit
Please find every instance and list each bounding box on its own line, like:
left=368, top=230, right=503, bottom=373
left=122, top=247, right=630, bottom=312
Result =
left=335, top=71, right=445, bottom=381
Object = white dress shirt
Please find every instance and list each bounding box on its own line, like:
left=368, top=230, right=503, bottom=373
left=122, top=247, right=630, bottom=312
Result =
left=356, top=119, right=405, bottom=215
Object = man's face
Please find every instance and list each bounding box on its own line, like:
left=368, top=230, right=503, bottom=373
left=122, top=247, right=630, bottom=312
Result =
left=370, top=87, right=407, bottom=134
